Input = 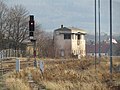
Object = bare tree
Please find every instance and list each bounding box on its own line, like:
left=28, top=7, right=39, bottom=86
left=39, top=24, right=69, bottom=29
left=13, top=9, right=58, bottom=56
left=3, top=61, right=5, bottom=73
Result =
left=6, top=5, right=29, bottom=56
left=36, top=30, right=54, bottom=58
left=8, top=5, right=29, bottom=42
left=0, top=1, right=53, bottom=58
left=0, top=1, right=8, bottom=33
left=0, top=0, right=8, bottom=50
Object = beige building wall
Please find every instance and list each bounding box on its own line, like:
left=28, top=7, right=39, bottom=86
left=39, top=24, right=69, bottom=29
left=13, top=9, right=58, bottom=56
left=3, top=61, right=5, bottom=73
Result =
left=54, top=31, right=71, bottom=58
left=71, top=30, right=86, bottom=56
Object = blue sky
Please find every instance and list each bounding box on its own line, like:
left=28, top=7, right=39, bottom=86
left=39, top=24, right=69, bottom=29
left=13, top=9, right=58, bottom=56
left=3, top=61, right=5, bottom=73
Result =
left=6, top=0, right=120, bottom=34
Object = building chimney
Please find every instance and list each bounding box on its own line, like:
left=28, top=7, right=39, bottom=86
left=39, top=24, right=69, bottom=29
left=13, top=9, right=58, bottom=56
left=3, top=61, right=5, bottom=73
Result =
left=61, top=25, right=63, bottom=28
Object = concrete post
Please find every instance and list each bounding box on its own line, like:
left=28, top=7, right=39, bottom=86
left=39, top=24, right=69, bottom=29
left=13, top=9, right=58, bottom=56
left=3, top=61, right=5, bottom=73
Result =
left=16, top=58, right=20, bottom=72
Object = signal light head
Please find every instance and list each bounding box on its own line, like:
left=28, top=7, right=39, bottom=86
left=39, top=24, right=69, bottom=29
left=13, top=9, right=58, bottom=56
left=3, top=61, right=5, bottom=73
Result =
left=29, top=21, right=34, bottom=31
left=31, top=22, right=33, bottom=25
left=29, top=15, right=35, bottom=38
left=29, top=31, right=34, bottom=36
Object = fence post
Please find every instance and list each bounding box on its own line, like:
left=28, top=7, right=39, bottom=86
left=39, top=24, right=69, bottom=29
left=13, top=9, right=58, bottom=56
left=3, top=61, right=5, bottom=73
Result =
left=16, top=58, right=20, bottom=72
left=40, top=60, right=44, bottom=73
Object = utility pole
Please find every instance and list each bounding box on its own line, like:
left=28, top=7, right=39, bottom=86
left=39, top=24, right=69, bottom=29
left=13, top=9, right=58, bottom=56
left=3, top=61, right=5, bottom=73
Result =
left=95, top=0, right=97, bottom=70
left=110, top=0, right=113, bottom=76
left=98, top=0, right=101, bottom=63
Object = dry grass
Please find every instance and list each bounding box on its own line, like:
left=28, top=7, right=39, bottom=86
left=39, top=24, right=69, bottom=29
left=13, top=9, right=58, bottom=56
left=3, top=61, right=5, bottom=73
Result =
left=5, top=78, right=30, bottom=90
left=43, top=79, right=106, bottom=89
left=3, top=57, right=120, bottom=90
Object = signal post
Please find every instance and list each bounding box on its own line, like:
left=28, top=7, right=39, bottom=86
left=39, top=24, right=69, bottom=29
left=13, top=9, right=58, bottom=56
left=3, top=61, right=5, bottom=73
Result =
left=29, top=15, right=37, bottom=67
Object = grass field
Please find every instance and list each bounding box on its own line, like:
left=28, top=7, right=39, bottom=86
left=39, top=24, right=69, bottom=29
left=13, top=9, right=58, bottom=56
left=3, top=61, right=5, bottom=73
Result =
left=2, top=57, right=120, bottom=90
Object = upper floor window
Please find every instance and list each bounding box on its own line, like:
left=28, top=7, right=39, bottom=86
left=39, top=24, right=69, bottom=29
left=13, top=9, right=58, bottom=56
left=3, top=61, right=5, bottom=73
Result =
left=64, top=33, right=71, bottom=39
left=78, top=34, right=81, bottom=40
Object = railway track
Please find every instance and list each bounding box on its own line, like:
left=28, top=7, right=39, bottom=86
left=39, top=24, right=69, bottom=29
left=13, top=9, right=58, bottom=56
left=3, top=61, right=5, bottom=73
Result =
left=0, top=58, right=94, bottom=75
left=0, top=60, right=34, bottom=74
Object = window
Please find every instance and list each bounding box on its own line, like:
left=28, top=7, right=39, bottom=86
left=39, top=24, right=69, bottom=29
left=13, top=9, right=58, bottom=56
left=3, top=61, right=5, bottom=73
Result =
left=64, top=34, right=71, bottom=39
left=78, top=34, right=80, bottom=40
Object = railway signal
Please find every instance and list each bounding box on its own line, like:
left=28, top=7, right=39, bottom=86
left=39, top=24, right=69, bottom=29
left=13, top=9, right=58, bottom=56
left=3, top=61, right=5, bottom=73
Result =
left=29, top=15, right=35, bottom=39
left=29, top=15, right=37, bottom=67
left=29, top=15, right=34, bottom=31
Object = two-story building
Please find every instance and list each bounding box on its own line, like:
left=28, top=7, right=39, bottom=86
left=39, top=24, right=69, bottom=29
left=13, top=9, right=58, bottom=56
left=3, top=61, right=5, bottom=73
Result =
left=54, top=25, right=86, bottom=58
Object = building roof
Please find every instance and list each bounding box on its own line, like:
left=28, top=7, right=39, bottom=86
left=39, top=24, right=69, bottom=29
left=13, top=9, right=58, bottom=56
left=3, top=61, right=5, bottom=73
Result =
left=55, top=27, right=71, bottom=31
left=54, top=25, right=86, bottom=34
left=86, top=43, right=109, bottom=53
